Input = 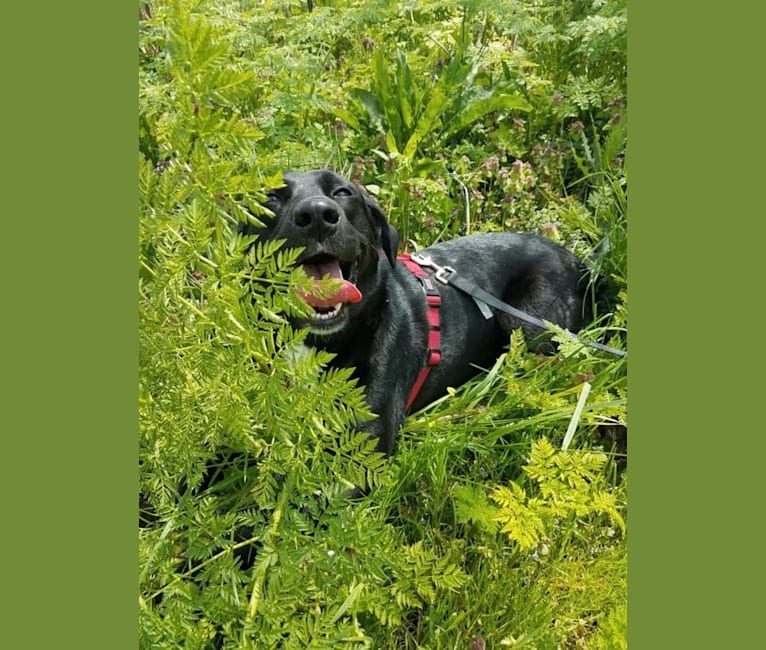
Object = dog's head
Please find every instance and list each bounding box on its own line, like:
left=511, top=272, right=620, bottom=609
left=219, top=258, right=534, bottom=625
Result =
left=243, top=169, right=399, bottom=336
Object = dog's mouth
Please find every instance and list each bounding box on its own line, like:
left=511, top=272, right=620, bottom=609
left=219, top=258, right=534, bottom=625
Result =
left=298, top=255, right=362, bottom=333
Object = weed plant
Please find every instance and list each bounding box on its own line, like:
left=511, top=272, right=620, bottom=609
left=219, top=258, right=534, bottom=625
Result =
left=139, top=1, right=627, bottom=647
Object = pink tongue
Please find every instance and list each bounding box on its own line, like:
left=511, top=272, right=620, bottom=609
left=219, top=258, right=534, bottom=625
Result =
left=299, top=260, right=362, bottom=307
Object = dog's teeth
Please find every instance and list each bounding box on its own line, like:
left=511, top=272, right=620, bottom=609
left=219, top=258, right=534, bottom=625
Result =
left=312, top=303, right=343, bottom=320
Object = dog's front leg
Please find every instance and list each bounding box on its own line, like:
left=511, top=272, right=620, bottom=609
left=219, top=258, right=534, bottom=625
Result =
left=357, top=396, right=405, bottom=457
left=359, top=355, right=422, bottom=457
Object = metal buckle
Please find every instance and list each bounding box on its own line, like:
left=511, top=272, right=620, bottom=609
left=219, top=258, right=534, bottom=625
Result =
left=434, top=265, right=455, bottom=284
left=409, top=252, right=432, bottom=267
left=410, top=252, right=455, bottom=285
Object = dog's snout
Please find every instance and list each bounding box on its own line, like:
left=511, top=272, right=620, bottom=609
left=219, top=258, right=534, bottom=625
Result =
left=292, top=197, right=341, bottom=238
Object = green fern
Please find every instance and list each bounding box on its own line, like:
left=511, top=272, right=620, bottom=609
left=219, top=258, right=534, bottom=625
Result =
left=490, top=438, right=626, bottom=551
left=491, top=482, right=547, bottom=551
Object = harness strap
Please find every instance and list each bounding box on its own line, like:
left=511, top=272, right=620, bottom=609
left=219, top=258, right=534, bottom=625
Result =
left=409, top=252, right=627, bottom=358
left=396, top=246, right=625, bottom=414
left=398, top=253, right=442, bottom=411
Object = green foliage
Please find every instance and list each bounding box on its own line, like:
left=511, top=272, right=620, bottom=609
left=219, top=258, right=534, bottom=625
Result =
left=344, top=39, right=532, bottom=163
left=490, top=437, right=626, bottom=551
left=140, top=0, right=627, bottom=647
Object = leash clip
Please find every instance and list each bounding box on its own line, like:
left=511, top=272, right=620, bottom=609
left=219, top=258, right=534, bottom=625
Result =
left=410, top=252, right=455, bottom=285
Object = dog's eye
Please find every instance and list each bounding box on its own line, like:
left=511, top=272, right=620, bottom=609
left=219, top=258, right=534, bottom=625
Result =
left=265, top=192, right=281, bottom=204
left=332, top=187, right=353, bottom=198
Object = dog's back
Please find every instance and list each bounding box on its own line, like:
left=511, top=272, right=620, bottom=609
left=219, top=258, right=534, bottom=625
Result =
left=402, top=232, right=594, bottom=410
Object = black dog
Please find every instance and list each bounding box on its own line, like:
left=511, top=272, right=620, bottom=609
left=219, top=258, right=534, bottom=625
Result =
left=243, top=169, right=599, bottom=455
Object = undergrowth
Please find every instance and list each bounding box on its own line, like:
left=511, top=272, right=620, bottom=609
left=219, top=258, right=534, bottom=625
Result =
left=139, top=0, right=627, bottom=647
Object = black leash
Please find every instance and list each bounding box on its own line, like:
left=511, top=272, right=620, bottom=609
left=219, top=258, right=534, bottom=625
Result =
left=409, top=252, right=627, bottom=358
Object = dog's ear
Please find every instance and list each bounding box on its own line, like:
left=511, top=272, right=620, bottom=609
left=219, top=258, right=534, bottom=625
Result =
left=382, top=222, right=400, bottom=268
left=365, top=195, right=399, bottom=267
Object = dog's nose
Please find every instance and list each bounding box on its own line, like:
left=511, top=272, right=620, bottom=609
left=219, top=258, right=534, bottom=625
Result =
left=292, top=197, right=341, bottom=239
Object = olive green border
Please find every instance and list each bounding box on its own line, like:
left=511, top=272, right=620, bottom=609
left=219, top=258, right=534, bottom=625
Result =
left=3, top=4, right=136, bottom=647
left=630, top=2, right=762, bottom=646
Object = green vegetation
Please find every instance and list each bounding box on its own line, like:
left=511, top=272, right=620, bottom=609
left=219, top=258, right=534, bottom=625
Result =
left=139, top=0, right=627, bottom=647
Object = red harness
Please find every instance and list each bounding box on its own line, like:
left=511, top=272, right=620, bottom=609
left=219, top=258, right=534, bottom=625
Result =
left=397, top=253, right=442, bottom=410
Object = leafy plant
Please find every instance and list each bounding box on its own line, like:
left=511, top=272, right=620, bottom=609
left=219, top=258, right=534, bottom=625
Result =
left=490, top=437, right=626, bottom=551
left=343, top=39, right=532, bottom=163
